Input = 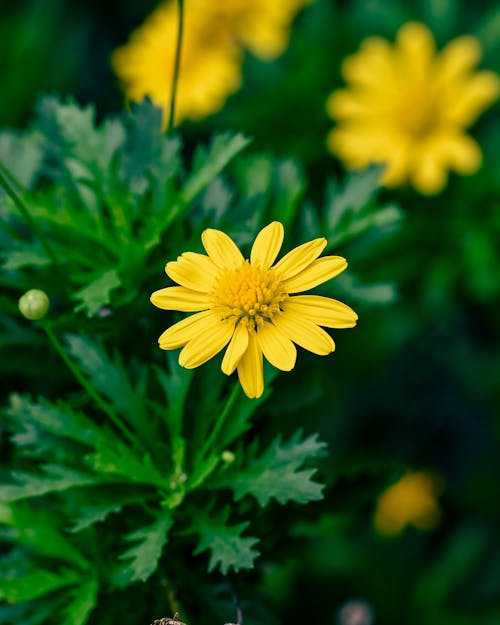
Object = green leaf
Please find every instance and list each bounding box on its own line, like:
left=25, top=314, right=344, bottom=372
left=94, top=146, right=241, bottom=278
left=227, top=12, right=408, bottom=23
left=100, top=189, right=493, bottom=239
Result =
left=72, top=268, right=121, bottom=317
left=88, top=438, right=166, bottom=487
left=119, top=98, right=164, bottom=193
left=326, top=165, right=384, bottom=233
left=112, top=514, right=173, bottom=586
left=35, top=96, right=125, bottom=173
left=333, top=272, right=397, bottom=305
left=0, top=568, right=80, bottom=603
left=65, top=334, right=146, bottom=423
left=66, top=489, right=145, bottom=533
left=154, top=351, right=194, bottom=439
left=2, top=247, right=51, bottom=271
left=216, top=384, right=273, bottom=451
left=328, top=204, right=403, bottom=249
left=191, top=507, right=260, bottom=574
left=1, top=464, right=95, bottom=503
left=212, top=432, right=327, bottom=507
left=270, top=158, right=306, bottom=226
left=60, top=576, right=99, bottom=625
left=201, top=177, right=234, bottom=222
left=2, top=503, right=89, bottom=569
left=0, top=130, right=44, bottom=189
left=6, top=394, right=102, bottom=449
left=182, top=132, right=251, bottom=204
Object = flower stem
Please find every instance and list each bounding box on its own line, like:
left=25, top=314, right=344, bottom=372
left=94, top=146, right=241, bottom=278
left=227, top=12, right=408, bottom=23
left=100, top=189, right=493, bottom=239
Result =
left=167, top=0, right=184, bottom=133
left=0, top=163, right=60, bottom=268
left=42, top=321, right=137, bottom=447
left=200, top=383, right=241, bottom=459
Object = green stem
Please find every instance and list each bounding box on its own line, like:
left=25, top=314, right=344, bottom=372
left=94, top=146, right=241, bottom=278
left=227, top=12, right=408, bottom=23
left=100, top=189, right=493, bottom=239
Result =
left=42, top=322, right=137, bottom=447
left=167, top=0, right=184, bottom=133
left=0, top=163, right=60, bottom=267
left=199, top=383, right=241, bottom=459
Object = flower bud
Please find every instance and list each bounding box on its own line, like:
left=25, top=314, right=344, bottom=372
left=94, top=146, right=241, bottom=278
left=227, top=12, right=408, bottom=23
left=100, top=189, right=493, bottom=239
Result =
left=221, top=450, right=235, bottom=464
left=18, top=289, right=50, bottom=320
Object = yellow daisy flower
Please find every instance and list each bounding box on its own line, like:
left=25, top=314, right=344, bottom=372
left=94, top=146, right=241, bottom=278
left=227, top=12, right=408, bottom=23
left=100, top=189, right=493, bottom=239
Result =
left=374, top=470, right=444, bottom=537
left=112, top=1, right=242, bottom=126
left=151, top=222, right=358, bottom=399
left=197, top=0, right=312, bottom=60
left=327, top=22, right=500, bottom=194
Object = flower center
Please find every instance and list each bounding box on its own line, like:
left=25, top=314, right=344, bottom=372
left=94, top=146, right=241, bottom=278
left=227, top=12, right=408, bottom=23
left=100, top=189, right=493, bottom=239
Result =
left=397, top=87, right=438, bottom=138
left=211, top=261, right=288, bottom=330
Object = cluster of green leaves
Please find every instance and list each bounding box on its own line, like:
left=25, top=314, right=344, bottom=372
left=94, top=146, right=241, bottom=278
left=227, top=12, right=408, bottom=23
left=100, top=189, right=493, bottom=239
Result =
left=0, top=97, right=398, bottom=625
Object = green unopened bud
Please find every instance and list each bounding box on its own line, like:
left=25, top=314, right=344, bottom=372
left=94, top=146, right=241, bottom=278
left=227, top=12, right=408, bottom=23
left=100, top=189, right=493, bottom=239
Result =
left=19, top=289, right=50, bottom=320
left=221, top=450, right=235, bottom=464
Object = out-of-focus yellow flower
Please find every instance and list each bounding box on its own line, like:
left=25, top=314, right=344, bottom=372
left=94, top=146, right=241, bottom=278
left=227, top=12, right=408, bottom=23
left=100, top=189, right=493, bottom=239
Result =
left=151, top=222, right=357, bottom=399
left=198, top=0, right=311, bottom=60
left=112, top=0, right=310, bottom=125
left=112, top=1, right=242, bottom=126
left=374, top=470, right=444, bottom=537
left=327, top=22, right=500, bottom=194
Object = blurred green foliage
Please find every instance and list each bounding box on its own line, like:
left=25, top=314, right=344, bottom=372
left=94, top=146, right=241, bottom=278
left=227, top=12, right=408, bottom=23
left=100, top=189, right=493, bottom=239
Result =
left=1, top=1, right=500, bottom=624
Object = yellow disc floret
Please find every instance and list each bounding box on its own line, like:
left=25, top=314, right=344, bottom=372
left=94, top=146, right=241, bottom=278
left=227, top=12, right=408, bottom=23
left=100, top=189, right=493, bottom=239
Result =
left=211, top=261, right=288, bottom=329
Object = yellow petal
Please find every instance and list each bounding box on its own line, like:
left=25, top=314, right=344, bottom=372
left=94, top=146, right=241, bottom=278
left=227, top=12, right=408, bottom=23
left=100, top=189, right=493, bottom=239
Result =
left=158, top=310, right=216, bottom=349
left=201, top=228, right=245, bottom=270
left=283, top=256, right=347, bottom=293
left=380, top=137, right=412, bottom=187
left=284, top=295, right=358, bottom=328
left=410, top=147, right=447, bottom=195
left=273, top=312, right=335, bottom=355
left=274, top=238, right=327, bottom=281
left=179, top=318, right=235, bottom=369
left=237, top=333, right=264, bottom=399
left=221, top=323, right=249, bottom=375
left=327, top=90, right=375, bottom=120
left=396, top=22, right=436, bottom=82
left=436, top=36, right=482, bottom=84
left=250, top=221, right=284, bottom=269
left=342, top=36, right=399, bottom=91
left=256, top=322, right=297, bottom=371
left=166, top=252, right=219, bottom=292
left=430, top=130, right=482, bottom=173
left=150, top=286, right=210, bottom=311
left=445, top=71, right=500, bottom=127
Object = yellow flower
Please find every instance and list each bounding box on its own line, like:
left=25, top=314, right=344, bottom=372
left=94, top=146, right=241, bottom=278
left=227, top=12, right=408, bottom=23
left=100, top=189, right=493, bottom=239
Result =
left=112, top=1, right=242, bottom=126
left=374, top=470, right=443, bottom=537
left=326, top=22, right=500, bottom=194
left=112, top=0, right=310, bottom=125
left=197, top=0, right=311, bottom=60
left=151, top=222, right=357, bottom=398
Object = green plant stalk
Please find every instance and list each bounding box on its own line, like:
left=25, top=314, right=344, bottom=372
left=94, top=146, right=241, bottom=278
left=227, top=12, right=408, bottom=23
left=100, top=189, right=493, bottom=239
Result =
left=42, top=321, right=137, bottom=447
left=200, top=383, right=241, bottom=460
left=167, top=0, right=184, bottom=133
left=0, top=163, right=60, bottom=267
left=187, top=384, right=241, bottom=490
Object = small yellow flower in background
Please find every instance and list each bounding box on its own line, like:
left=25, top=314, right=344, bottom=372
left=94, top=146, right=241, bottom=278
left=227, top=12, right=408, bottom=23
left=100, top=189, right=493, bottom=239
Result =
left=374, top=470, right=444, bottom=537
left=151, top=222, right=357, bottom=399
left=327, top=22, right=500, bottom=195
left=112, top=0, right=310, bottom=126
left=112, top=1, right=242, bottom=126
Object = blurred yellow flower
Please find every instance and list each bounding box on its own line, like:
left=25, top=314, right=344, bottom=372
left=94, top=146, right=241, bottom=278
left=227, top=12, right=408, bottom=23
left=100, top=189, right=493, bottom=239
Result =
left=112, top=0, right=310, bottom=125
left=327, top=22, right=500, bottom=194
left=151, top=222, right=357, bottom=399
left=112, top=1, right=242, bottom=126
left=374, top=470, right=443, bottom=537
